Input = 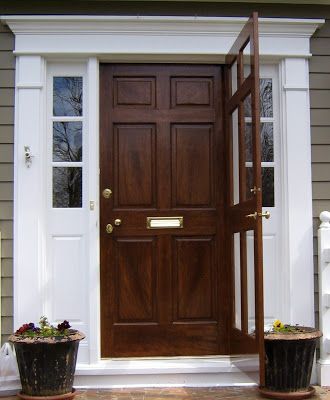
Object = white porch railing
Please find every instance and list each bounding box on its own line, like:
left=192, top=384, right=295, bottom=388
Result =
left=318, top=211, right=330, bottom=385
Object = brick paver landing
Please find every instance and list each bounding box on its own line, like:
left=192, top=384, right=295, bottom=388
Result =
left=2, top=387, right=330, bottom=399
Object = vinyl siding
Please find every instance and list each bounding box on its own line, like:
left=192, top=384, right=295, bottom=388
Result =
left=310, top=21, right=330, bottom=330
left=0, top=22, right=14, bottom=344
left=0, top=2, right=330, bottom=342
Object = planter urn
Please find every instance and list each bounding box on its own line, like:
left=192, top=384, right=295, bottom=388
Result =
left=9, top=331, right=85, bottom=400
left=259, top=327, right=322, bottom=400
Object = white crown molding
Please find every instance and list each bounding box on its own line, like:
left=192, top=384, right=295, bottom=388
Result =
left=1, top=15, right=324, bottom=60
left=2, top=15, right=323, bottom=36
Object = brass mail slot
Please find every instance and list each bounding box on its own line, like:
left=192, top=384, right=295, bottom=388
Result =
left=147, top=216, right=183, bottom=229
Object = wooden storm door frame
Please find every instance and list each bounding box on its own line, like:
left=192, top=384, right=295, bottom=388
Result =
left=225, top=13, right=265, bottom=386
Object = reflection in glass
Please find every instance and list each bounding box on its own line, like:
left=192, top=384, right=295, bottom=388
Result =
left=231, top=60, right=238, bottom=96
left=53, top=167, right=82, bottom=208
left=246, top=167, right=254, bottom=201
left=244, top=78, right=273, bottom=118
left=260, top=78, right=273, bottom=118
left=53, top=122, right=82, bottom=162
left=262, top=167, right=274, bottom=207
left=243, top=43, right=251, bottom=80
left=245, top=122, right=273, bottom=162
left=244, top=95, right=254, bottom=201
left=234, top=232, right=241, bottom=330
left=246, top=230, right=255, bottom=334
left=246, top=167, right=274, bottom=207
left=232, top=109, right=239, bottom=205
left=53, top=77, right=83, bottom=117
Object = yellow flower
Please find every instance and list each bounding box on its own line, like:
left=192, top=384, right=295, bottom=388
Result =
left=273, top=319, right=284, bottom=330
left=43, top=326, right=51, bottom=331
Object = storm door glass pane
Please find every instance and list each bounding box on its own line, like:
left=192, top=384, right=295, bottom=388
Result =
left=232, top=108, right=239, bottom=205
left=243, top=44, right=251, bottom=80
left=246, top=167, right=274, bottom=207
left=246, top=230, right=255, bottom=334
left=53, top=122, right=82, bottom=162
left=244, top=78, right=273, bottom=118
left=231, top=60, right=238, bottom=96
left=245, top=122, right=273, bottom=163
left=260, top=78, right=273, bottom=118
left=234, top=232, right=241, bottom=330
left=262, top=167, right=274, bottom=207
left=244, top=94, right=254, bottom=201
left=53, top=167, right=82, bottom=208
left=53, top=77, right=83, bottom=116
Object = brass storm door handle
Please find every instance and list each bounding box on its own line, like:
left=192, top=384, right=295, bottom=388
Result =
left=246, top=211, right=271, bottom=220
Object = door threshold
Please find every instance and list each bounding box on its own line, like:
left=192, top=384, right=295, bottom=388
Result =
left=76, top=354, right=259, bottom=374
left=74, top=355, right=259, bottom=388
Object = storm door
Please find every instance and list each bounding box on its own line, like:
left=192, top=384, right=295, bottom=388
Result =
left=225, top=13, right=265, bottom=385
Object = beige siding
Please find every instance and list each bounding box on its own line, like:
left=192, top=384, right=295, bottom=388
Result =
left=0, top=21, right=14, bottom=344
left=310, top=19, right=330, bottom=239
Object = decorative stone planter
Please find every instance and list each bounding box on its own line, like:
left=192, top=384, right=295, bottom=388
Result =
left=9, top=331, right=85, bottom=400
left=259, top=327, right=322, bottom=399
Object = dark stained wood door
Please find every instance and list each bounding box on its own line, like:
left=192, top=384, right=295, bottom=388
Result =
left=100, top=64, right=226, bottom=357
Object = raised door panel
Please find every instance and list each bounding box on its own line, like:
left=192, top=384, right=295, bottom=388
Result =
left=114, top=124, right=156, bottom=208
left=171, top=77, right=214, bottom=107
left=114, top=77, right=156, bottom=107
left=171, top=124, right=213, bottom=207
left=173, top=237, right=216, bottom=322
left=115, top=238, right=157, bottom=323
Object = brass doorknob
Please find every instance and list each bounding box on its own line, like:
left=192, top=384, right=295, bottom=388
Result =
left=102, top=188, right=112, bottom=199
left=260, top=211, right=271, bottom=219
left=246, top=211, right=271, bottom=220
left=106, top=224, right=113, bottom=234
left=114, top=219, right=122, bottom=226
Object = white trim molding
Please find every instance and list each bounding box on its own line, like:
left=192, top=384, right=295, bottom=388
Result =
left=4, top=15, right=323, bottom=387
left=2, top=16, right=324, bottom=61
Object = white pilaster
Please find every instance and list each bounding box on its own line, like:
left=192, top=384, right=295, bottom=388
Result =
left=279, top=58, right=314, bottom=326
left=14, top=55, right=46, bottom=328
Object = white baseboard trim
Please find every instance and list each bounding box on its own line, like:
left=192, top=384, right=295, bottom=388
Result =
left=317, top=359, right=330, bottom=386
left=0, top=377, right=21, bottom=397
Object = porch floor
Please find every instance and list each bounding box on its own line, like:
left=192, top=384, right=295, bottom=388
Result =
left=2, top=387, right=330, bottom=399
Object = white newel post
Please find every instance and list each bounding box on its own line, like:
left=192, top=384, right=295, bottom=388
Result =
left=318, top=211, right=330, bottom=386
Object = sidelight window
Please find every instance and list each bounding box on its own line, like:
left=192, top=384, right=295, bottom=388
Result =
left=51, top=77, right=83, bottom=208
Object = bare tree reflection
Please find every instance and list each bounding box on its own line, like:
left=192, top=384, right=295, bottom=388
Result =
left=53, top=167, right=82, bottom=208
left=53, top=122, right=82, bottom=162
left=244, top=78, right=273, bottom=118
left=53, top=77, right=82, bottom=117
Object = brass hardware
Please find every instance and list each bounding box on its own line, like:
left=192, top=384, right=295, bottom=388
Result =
left=106, top=224, right=113, bottom=234
left=261, top=211, right=271, bottom=219
left=102, top=188, right=112, bottom=199
left=246, top=212, right=258, bottom=220
left=147, top=216, right=183, bottom=229
left=114, top=219, right=122, bottom=226
left=246, top=211, right=271, bottom=220
left=250, top=186, right=261, bottom=195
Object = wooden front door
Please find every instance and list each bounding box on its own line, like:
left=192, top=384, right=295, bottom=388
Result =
left=100, top=64, right=226, bottom=357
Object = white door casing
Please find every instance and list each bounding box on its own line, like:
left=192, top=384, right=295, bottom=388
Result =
left=3, top=15, right=322, bottom=385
